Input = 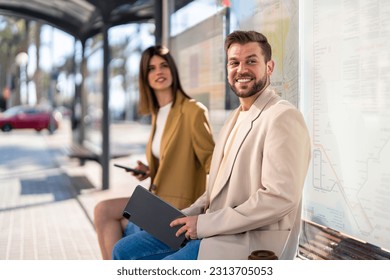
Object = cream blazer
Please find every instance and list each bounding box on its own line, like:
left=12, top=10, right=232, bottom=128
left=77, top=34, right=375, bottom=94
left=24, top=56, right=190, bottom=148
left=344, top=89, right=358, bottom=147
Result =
left=182, top=88, right=311, bottom=259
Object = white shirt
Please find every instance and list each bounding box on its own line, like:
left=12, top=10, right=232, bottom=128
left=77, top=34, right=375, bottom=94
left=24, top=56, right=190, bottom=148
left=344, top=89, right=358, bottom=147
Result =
left=223, top=110, right=248, bottom=157
left=210, top=110, right=249, bottom=200
left=152, top=102, right=172, bottom=159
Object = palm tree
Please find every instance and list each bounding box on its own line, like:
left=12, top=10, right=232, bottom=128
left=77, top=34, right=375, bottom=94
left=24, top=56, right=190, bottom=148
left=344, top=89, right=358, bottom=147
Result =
left=0, top=16, right=29, bottom=108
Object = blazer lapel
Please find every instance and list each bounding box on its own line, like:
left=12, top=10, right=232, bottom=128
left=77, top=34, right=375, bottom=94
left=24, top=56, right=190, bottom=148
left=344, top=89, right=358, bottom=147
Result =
left=146, top=114, right=158, bottom=178
left=207, top=109, right=240, bottom=200
left=209, top=89, right=278, bottom=202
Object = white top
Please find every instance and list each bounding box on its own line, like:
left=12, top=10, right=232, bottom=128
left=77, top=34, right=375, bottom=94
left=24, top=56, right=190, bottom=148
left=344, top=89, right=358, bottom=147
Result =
left=152, top=102, right=172, bottom=159
left=223, top=110, right=248, bottom=156
left=211, top=110, right=249, bottom=197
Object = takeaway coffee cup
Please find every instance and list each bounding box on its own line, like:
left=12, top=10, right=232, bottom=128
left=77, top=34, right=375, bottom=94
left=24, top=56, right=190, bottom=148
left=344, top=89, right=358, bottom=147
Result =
left=248, top=250, right=278, bottom=260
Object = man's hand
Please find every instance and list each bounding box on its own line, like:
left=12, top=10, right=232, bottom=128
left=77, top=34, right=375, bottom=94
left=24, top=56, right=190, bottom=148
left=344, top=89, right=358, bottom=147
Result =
left=170, top=216, right=198, bottom=240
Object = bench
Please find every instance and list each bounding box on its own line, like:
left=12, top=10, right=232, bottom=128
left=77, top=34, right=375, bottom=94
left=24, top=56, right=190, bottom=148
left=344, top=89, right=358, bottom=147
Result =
left=67, top=143, right=131, bottom=166
left=298, top=220, right=390, bottom=260
left=67, top=144, right=99, bottom=165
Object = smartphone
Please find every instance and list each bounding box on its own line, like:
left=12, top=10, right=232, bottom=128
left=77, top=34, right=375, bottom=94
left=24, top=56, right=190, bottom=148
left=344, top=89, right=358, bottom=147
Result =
left=113, top=164, right=146, bottom=176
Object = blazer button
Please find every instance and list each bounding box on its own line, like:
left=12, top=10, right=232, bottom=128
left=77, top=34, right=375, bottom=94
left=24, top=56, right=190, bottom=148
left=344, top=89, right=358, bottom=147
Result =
left=149, top=184, right=157, bottom=194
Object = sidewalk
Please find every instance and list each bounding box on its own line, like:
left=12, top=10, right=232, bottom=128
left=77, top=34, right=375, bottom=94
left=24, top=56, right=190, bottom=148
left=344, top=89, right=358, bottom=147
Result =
left=0, top=119, right=150, bottom=260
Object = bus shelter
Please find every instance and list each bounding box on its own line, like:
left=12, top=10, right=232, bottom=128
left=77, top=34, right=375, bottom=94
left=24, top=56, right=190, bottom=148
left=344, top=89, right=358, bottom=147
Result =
left=0, top=0, right=192, bottom=189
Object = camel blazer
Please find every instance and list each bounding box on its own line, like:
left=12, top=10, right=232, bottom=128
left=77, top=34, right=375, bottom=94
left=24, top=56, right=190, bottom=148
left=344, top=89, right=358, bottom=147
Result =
left=182, top=88, right=311, bottom=259
left=146, top=92, right=215, bottom=209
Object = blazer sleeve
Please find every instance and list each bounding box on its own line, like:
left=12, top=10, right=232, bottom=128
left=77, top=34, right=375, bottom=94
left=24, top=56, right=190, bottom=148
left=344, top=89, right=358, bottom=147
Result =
left=181, top=191, right=209, bottom=216
left=196, top=107, right=311, bottom=238
left=189, top=104, right=215, bottom=173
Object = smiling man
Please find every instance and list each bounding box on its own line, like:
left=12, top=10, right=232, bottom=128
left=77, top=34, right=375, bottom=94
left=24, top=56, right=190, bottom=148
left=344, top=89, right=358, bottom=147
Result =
left=112, top=31, right=311, bottom=260
left=226, top=40, right=273, bottom=103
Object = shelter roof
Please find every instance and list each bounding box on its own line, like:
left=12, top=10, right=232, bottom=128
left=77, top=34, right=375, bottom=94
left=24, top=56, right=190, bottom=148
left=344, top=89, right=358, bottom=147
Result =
left=0, top=0, right=190, bottom=41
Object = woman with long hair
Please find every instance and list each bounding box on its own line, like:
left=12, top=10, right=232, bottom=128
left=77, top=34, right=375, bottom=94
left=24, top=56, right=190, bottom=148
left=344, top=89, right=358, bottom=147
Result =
left=93, top=46, right=215, bottom=259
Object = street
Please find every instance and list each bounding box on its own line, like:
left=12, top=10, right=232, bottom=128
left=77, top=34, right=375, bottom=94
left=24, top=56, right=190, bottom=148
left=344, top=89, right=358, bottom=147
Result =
left=0, top=119, right=150, bottom=259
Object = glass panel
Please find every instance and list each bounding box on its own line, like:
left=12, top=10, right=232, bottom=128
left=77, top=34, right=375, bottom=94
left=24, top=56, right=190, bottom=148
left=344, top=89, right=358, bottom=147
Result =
left=300, top=0, right=390, bottom=257
left=170, top=0, right=300, bottom=135
left=83, top=35, right=103, bottom=150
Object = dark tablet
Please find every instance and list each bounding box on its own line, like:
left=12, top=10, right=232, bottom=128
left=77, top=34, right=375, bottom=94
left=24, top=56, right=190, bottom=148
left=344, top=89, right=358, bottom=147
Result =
left=122, top=185, right=187, bottom=250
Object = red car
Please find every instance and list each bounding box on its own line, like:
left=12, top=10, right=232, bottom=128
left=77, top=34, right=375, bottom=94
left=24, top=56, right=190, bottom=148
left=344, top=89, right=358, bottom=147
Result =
left=0, top=105, right=60, bottom=133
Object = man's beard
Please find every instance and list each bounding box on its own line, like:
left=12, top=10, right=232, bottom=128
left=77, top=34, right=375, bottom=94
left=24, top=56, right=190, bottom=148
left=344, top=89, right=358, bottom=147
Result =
left=229, top=74, right=268, bottom=98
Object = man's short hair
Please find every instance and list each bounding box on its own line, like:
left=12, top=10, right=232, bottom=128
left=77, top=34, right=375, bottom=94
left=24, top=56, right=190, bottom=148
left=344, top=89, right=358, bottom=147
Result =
left=224, top=30, right=272, bottom=62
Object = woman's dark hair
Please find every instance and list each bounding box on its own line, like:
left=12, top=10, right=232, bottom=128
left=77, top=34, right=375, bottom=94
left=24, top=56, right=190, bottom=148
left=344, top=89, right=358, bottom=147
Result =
left=138, top=45, right=190, bottom=115
left=224, top=30, right=272, bottom=62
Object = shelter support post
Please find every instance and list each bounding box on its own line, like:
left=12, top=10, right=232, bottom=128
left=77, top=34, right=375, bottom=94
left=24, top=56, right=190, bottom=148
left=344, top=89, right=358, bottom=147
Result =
left=101, top=22, right=110, bottom=190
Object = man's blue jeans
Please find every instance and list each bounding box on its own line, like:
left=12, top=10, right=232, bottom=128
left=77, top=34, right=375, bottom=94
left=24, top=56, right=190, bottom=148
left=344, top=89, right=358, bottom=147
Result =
left=112, top=222, right=200, bottom=260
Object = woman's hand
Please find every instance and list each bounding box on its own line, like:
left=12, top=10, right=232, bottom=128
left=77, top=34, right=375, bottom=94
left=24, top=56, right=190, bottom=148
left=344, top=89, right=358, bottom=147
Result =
left=133, top=160, right=150, bottom=181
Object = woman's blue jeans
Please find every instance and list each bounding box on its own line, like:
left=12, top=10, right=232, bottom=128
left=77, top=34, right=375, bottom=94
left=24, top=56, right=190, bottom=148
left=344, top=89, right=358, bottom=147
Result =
left=112, top=222, right=200, bottom=260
